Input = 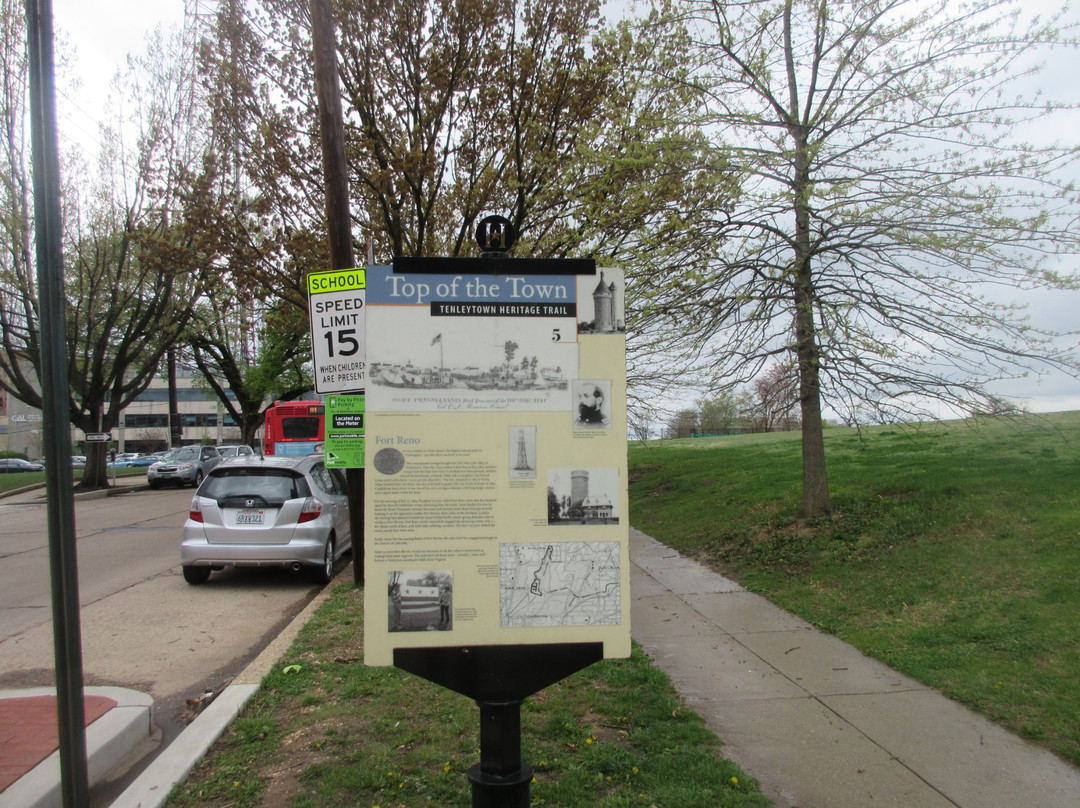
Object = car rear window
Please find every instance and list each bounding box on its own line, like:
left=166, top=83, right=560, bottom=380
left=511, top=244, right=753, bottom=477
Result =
left=200, top=468, right=311, bottom=505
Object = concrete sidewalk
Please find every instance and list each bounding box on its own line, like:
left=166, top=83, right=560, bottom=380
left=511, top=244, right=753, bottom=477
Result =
left=629, top=526, right=1080, bottom=807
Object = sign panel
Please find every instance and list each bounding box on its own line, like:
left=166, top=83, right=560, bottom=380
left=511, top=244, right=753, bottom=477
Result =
left=324, top=394, right=365, bottom=468
left=363, top=263, right=629, bottom=666
left=84, top=433, right=109, bottom=442
left=306, top=267, right=367, bottom=394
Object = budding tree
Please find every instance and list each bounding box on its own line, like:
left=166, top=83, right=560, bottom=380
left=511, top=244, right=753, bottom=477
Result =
left=0, top=17, right=206, bottom=488
left=641, top=0, right=1080, bottom=515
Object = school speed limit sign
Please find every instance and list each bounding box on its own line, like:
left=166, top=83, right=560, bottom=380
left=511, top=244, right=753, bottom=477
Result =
left=307, top=267, right=366, bottom=394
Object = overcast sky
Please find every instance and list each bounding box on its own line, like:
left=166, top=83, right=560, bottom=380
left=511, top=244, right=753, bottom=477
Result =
left=51, top=0, right=185, bottom=149
left=47, top=0, right=1080, bottom=417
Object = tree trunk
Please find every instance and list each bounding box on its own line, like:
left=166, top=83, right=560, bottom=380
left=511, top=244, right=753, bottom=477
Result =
left=793, top=265, right=830, bottom=516
left=797, top=358, right=830, bottom=516
left=791, top=131, right=830, bottom=517
left=168, top=348, right=182, bottom=447
left=241, top=413, right=262, bottom=449
left=79, top=442, right=110, bottom=490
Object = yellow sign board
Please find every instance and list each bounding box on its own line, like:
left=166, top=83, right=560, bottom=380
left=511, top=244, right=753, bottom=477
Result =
left=363, top=263, right=630, bottom=666
left=307, top=267, right=366, bottom=295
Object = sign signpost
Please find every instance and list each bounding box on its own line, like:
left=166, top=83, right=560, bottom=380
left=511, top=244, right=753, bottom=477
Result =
left=363, top=259, right=629, bottom=663
left=363, top=217, right=629, bottom=806
left=306, top=267, right=367, bottom=395
left=307, top=266, right=367, bottom=586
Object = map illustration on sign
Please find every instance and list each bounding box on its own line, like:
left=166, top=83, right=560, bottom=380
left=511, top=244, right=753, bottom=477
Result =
left=499, top=542, right=622, bottom=628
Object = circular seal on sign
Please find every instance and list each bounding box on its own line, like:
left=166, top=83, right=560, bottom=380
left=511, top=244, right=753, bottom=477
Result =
left=475, top=215, right=516, bottom=254
left=373, top=447, right=406, bottom=475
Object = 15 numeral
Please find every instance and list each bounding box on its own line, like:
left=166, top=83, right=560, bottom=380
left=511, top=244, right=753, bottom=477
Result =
left=323, top=328, right=359, bottom=358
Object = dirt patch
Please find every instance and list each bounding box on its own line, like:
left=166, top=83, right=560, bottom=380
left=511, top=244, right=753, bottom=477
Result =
left=584, top=708, right=629, bottom=745
left=255, top=723, right=331, bottom=808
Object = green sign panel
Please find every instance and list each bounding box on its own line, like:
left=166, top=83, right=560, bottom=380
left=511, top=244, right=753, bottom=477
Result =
left=324, top=395, right=365, bottom=469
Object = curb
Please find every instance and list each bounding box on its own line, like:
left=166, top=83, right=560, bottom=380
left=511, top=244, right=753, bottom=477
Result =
left=109, top=571, right=346, bottom=808
left=0, top=687, right=153, bottom=808
left=0, top=481, right=148, bottom=503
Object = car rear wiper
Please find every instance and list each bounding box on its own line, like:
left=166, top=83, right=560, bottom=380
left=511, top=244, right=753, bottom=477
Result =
left=217, top=494, right=282, bottom=508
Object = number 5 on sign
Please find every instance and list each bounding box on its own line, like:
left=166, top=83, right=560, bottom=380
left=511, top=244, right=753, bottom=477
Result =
left=307, top=267, right=367, bottom=395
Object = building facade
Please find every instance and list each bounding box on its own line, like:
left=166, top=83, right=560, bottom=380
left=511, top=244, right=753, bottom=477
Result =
left=0, top=368, right=244, bottom=459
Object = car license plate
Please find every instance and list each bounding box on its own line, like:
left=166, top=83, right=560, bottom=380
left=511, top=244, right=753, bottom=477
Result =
left=236, top=510, right=264, bottom=525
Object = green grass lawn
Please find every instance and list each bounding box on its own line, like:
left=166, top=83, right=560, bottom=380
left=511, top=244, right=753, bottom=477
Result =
left=0, top=472, right=46, bottom=494
left=0, top=465, right=148, bottom=495
left=166, top=585, right=767, bottom=808
left=628, top=411, right=1080, bottom=766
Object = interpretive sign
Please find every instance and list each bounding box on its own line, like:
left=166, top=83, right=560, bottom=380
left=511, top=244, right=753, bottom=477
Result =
left=306, top=267, right=366, bottom=395
left=363, top=261, right=630, bottom=666
left=324, top=394, right=365, bottom=469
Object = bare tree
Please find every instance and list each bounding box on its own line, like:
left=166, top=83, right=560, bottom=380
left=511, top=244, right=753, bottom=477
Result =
left=196, top=0, right=732, bottom=270
left=643, top=0, right=1080, bottom=514
left=185, top=299, right=313, bottom=446
left=627, top=403, right=656, bottom=441
left=749, top=360, right=799, bottom=432
left=664, top=408, right=699, bottom=439
left=0, top=20, right=206, bottom=488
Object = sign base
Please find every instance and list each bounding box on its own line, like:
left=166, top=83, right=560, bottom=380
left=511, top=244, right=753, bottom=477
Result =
left=394, top=643, right=603, bottom=808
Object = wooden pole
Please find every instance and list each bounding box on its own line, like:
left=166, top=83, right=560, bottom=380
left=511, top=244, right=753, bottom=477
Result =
left=309, top=0, right=364, bottom=586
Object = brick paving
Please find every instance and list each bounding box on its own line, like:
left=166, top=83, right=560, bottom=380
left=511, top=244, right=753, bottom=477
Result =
left=0, top=694, right=116, bottom=793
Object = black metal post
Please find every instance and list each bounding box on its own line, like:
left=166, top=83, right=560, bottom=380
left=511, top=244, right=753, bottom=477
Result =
left=25, top=0, right=90, bottom=805
left=395, top=644, right=603, bottom=808
left=468, top=700, right=532, bottom=808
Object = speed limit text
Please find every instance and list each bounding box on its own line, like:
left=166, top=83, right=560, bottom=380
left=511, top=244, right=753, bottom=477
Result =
left=314, top=296, right=364, bottom=327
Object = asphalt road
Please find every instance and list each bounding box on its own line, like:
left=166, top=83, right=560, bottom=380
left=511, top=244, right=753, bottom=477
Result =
left=0, top=480, right=324, bottom=796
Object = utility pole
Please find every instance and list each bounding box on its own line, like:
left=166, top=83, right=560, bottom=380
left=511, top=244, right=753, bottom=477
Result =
left=310, top=0, right=364, bottom=586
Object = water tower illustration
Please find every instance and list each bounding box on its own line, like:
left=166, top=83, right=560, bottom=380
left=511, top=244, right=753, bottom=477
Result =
left=592, top=271, right=618, bottom=332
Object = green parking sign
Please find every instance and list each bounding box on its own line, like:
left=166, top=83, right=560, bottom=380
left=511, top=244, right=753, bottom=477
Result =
left=324, top=395, right=365, bottom=468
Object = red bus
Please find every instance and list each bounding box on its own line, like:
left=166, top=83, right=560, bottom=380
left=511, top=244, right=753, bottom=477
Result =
left=262, top=400, right=325, bottom=456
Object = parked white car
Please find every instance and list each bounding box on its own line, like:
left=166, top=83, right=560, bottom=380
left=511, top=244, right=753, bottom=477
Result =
left=180, top=454, right=351, bottom=584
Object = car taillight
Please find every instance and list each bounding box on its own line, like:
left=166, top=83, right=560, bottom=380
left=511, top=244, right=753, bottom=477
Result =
left=189, top=499, right=204, bottom=523
left=298, top=498, right=322, bottom=523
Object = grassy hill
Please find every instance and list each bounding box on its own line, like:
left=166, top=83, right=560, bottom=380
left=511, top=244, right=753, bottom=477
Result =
left=628, top=411, right=1080, bottom=766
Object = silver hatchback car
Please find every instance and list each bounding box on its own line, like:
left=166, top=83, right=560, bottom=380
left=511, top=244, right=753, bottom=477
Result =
left=180, top=454, right=352, bottom=585
left=148, top=445, right=223, bottom=489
